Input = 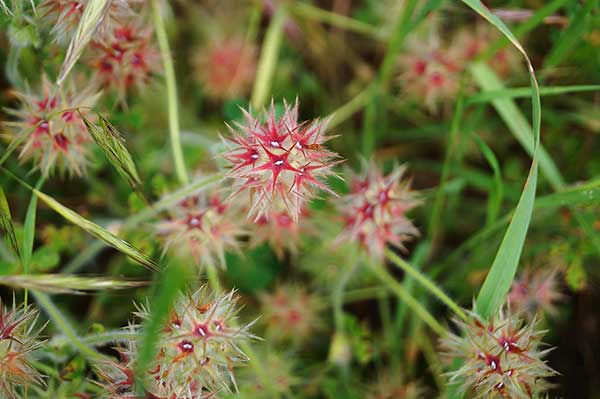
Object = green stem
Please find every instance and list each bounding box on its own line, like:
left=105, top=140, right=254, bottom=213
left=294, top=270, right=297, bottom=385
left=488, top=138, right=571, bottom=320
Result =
left=333, top=262, right=359, bottom=330
left=427, top=88, right=465, bottom=248
left=385, top=248, right=467, bottom=321
left=151, top=0, right=188, bottom=185
left=205, top=263, right=221, bottom=292
left=291, top=2, right=381, bottom=38
left=32, top=291, right=106, bottom=360
left=369, top=264, right=446, bottom=336
left=251, top=6, right=286, bottom=109
left=327, top=85, right=374, bottom=129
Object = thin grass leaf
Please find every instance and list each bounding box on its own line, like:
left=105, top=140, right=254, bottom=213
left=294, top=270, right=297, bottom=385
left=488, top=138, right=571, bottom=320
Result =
left=135, top=263, right=190, bottom=394
left=151, top=0, right=188, bottom=185
left=251, top=6, right=286, bottom=109
left=481, top=0, right=571, bottom=60
left=81, top=113, right=144, bottom=197
left=544, top=0, right=598, bottom=69
left=292, top=2, right=381, bottom=38
left=58, top=0, right=111, bottom=85
left=0, top=186, right=20, bottom=260
left=458, top=0, right=541, bottom=320
left=471, top=63, right=562, bottom=189
left=32, top=290, right=107, bottom=359
left=1, top=166, right=159, bottom=271
left=61, top=173, right=222, bottom=274
left=32, top=188, right=159, bottom=272
left=21, top=177, right=44, bottom=306
left=466, top=85, right=600, bottom=104
left=0, top=274, right=147, bottom=294
left=471, top=133, right=503, bottom=227
left=428, top=88, right=465, bottom=244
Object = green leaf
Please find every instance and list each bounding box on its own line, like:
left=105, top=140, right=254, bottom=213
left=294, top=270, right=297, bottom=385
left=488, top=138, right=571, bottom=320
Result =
left=0, top=273, right=146, bottom=294
left=458, top=1, right=541, bottom=320
left=30, top=246, right=60, bottom=271
left=81, top=114, right=144, bottom=198
left=565, top=257, right=587, bottom=291
left=250, top=6, right=286, bottom=109
left=471, top=133, right=504, bottom=227
left=0, top=186, right=20, bottom=260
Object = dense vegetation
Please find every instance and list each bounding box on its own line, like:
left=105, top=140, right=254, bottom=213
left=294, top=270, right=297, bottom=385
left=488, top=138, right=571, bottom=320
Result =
left=0, top=1, right=598, bottom=398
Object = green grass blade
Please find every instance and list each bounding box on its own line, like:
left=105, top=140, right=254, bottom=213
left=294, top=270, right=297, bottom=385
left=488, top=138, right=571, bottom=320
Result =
left=0, top=274, right=147, bottom=294
left=466, top=85, right=600, bottom=104
left=428, top=89, right=465, bottom=245
left=32, top=188, right=159, bottom=272
left=458, top=0, right=541, bottom=320
left=544, top=0, right=598, bottom=69
left=0, top=186, right=20, bottom=260
left=292, top=2, right=381, bottom=38
left=21, top=182, right=40, bottom=270
left=470, top=63, right=563, bottom=189
left=151, top=0, right=188, bottom=185
left=251, top=6, right=286, bottom=109
left=481, top=0, right=570, bottom=60
left=134, top=263, right=190, bottom=393
left=471, top=133, right=504, bottom=227
left=1, top=168, right=158, bottom=272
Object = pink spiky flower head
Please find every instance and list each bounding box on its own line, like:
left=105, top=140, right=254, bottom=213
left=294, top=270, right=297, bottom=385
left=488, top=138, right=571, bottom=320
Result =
left=193, top=36, right=257, bottom=100
left=250, top=208, right=313, bottom=259
left=440, top=308, right=556, bottom=398
left=154, top=189, right=245, bottom=270
left=99, top=287, right=257, bottom=398
left=88, top=21, right=160, bottom=102
left=223, top=99, right=341, bottom=221
left=4, top=76, right=100, bottom=177
left=39, top=0, right=136, bottom=44
left=337, top=161, right=421, bottom=261
left=0, top=300, right=46, bottom=398
left=449, top=25, right=521, bottom=78
left=508, top=269, right=564, bottom=318
left=397, top=36, right=461, bottom=112
left=259, top=284, right=321, bottom=344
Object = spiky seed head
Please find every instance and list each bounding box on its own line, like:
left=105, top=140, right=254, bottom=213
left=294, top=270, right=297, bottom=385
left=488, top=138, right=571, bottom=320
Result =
left=337, top=161, right=421, bottom=261
left=449, top=25, right=521, bottom=77
left=154, top=190, right=245, bottom=270
left=397, top=36, right=460, bottom=112
left=193, top=37, right=257, bottom=100
left=259, top=285, right=321, bottom=343
left=133, top=286, right=258, bottom=397
left=440, top=308, right=556, bottom=398
left=0, top=300, right=46, bottom=398
left=223, top=99, right=341, bottom=221
left=3, top=76, right=99, bottom=177
left=88, top=21, right=160, bottom=102
left=236, top=350, right=299, bottom=398
left=508, top=268, right=564, bottom=318
left=249, top=208, right=313, bottom=259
